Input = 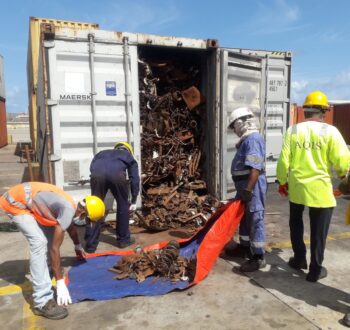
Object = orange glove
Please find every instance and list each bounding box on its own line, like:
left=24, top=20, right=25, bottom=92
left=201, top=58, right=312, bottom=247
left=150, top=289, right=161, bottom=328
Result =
left=334, top=189, right=342, bottom=197
left=278, top=183, right=288, bottom=197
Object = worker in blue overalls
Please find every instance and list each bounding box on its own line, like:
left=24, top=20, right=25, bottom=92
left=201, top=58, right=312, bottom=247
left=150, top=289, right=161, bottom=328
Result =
left=85, top=142, right=140, bottom=251
left=225, top=107, right=267, bottom=272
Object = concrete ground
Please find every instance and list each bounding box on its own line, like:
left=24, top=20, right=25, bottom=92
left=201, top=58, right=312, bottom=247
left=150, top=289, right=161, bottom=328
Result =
left=1, top=144, right=350, bottom=329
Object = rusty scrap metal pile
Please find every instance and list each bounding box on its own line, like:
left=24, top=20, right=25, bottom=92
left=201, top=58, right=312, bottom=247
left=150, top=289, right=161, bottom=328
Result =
left=109, top=241, right=196, bottom=283
left=137, top=57, right=221, bottom=231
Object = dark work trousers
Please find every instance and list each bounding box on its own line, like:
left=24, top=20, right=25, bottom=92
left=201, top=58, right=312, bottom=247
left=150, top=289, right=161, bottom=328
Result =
left=85, top=173, right=130, bottom=252
left=289, top=202, right=333, bottom=273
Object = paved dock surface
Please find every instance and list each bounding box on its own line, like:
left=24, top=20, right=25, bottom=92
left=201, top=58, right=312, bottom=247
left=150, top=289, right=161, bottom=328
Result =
left=1, top=144, right=350, bottom=329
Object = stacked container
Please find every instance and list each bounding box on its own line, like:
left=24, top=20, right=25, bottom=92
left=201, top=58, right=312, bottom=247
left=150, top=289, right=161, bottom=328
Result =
left=0, top=54, right=7, bottom=148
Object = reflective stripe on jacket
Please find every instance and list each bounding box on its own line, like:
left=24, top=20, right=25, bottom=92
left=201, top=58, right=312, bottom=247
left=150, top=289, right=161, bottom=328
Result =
left=0, top=182, right=75, bottom=226
left=277, top=121, right=350, bottom=207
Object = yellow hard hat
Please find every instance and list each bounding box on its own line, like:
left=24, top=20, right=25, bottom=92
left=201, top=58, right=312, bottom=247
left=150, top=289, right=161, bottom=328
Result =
left=85, top=196, right=105, bottom=221
left=303, top=91, right=329, bottom=110
left=115, top=142, right=133, bottom=154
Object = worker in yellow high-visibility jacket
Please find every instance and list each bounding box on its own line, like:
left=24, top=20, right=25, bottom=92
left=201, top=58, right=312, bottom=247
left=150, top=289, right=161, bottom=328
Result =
left=277, top=91, right=350, bottom=283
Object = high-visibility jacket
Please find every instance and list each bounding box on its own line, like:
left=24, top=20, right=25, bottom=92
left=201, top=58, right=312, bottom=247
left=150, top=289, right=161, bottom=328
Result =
left=277, top=120, right=350, bottom=207
left=0, top=182, right=75, bottom=226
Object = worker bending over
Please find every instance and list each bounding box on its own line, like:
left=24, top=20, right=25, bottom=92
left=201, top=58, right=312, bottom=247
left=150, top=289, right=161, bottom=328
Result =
left=226, top=107, right=267, bottom=272
left=86, top=142, right=140, bottom=251
left=0, top=182, right=105, bottom=319
left=277, top=91, right=350, bottom=282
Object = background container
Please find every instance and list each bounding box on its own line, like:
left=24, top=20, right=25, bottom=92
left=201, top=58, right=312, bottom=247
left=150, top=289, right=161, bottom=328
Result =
left=27, top=17, right=99, bottom=151
left=0, top=100, right=7, bottom=148
left=36, top=27, right=291, bottom=202
left=0, top=55, right=7, bottom=148
left=0, top=54, right=5, bottom=100
left=332, top=102, right=350, bottom=144
left=290, top=104, right=334, bottom=126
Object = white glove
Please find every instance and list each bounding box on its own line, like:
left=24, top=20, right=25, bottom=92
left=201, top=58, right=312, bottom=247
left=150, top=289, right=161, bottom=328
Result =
left=56, top=279, right=72, bottom=306
left=129, top=204, right=137, bottom=211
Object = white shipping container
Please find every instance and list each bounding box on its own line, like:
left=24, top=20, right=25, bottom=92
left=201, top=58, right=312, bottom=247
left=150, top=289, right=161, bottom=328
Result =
left=0, top=55, right=5, bottom=100
left=36, top=27, right=291, bottom=202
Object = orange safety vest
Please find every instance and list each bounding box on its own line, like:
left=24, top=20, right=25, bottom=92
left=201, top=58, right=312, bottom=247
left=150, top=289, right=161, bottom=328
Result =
left=0, top=182, right=76, bottom=227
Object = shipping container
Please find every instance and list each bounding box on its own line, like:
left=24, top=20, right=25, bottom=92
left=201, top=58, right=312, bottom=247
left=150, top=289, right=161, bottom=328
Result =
left=27, top=17, right=99, bottom=151
left=332, top=102, right=350, bottom=144
left=0, top=54, right=5, bottom=100
left=290, top=104, right=334, bottom=126
left=36, top=27, right=291, bottom=202
left=0, top=55, right=7, bottom=148
left=0, top=100, right=7, bottom=148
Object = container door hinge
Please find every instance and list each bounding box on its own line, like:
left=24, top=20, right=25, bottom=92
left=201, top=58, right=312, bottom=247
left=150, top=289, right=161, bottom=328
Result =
left=44, top=40, right=55, bottom=49
left=47, top=99, right=58, bottom=106
left=50, top=154, right=61, bottom=162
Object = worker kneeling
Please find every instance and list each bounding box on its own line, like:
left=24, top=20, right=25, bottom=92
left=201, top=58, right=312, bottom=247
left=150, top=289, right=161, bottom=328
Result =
left=0, top=182, right=105, bottom=320
left=226, top=107, right=267, bottom=272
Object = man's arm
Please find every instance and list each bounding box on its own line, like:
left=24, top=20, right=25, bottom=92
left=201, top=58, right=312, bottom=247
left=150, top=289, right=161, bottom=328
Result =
left=66, top=223, right=80, bottom=245
left=277, top=128, right=292, bottom=185
left=50, top=225, right=65, bottom=280
left=127, top=158, right=140, bottom=204
left=246, top=168, right=261, bottom=192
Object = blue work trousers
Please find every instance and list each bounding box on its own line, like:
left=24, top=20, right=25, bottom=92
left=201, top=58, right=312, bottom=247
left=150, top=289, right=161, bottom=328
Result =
left=239, top=208, right=265, bottom=255
left=85, top=173, right=130, bottom=252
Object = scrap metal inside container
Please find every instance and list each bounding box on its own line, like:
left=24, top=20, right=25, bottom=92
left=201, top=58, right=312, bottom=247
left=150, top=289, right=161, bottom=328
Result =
left=137, top=47, right=221, bottom=232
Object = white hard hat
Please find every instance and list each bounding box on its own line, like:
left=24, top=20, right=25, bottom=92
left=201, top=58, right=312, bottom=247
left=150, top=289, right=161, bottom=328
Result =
left=228, top=107, right=254, bottom=129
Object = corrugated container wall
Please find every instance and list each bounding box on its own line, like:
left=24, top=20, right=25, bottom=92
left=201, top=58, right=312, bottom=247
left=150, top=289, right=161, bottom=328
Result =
left=0, top=55, right=7, bottom=148
left=36, top=27, right=291, bottom=202
left=27, top=17, right=99, bottom=151
left=333, top=103, right=350, bottom=144
left=290, top=104, right=334, bottom=126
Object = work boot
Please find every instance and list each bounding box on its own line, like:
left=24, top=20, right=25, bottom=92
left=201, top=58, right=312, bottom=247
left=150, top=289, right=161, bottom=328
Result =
left=288, top=256, right=307, bottom=270
left=306, top=266, right=327, bottom=282
left=33, top=299, right=68, bottom=320
left=239, top=255, right=266, bottom=272
left=116, top=236, right=136, bottom=249
left=342, top=313, right=350, bottom=327
left=225, top=243, right=251, bottom=259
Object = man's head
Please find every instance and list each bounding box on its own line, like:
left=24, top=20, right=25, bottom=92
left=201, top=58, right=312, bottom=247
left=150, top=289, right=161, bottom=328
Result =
left=114, top=142, right=133, bottom=154
left=228, top=107, right=258, bottom=137
left=76, top=196, right=105, bottom=222
left=303, top=91, right=329, bottom=120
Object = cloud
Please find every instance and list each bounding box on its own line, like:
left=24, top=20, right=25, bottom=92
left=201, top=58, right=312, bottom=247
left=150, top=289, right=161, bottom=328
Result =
left=292, top=70, right=350, bottom=103
left=240, top=0, right=306, bottom=36
left=96, top=0, right=179, bottom=33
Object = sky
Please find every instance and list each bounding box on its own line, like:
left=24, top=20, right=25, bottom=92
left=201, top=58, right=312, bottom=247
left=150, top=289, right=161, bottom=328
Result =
left=1, top=0, right=350, bottom=113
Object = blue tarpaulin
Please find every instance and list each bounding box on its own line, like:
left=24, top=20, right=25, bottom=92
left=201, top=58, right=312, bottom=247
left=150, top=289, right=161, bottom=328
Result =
left=67, top=200, right=244, bottom=303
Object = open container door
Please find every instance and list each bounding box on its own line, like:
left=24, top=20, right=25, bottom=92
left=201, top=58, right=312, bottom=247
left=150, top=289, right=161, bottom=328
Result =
left=38, top=28, right=141, bottom=203
left=262, top=54, right=291, bottom=182
left=219, top=50, right=264, bottom=200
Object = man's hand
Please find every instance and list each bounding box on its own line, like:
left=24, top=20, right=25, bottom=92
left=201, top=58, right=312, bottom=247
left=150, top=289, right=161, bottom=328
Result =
left=56, top=279, right=72, bottom=306
left=74, top=243, right=86, bottom=259
left=278, top=183, right=288, bottom=197
left=240, top=189, right=253, bottom=202
left=129, top=204, right=137, bottom=212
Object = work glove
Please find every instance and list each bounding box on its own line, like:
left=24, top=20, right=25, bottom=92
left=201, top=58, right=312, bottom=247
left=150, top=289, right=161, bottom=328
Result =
left=74, top=243, right=86, bottom=259
left=338, top=174, right=350, bottom=195
left=56, top=279, right=72, bottom=306
left=240, top=189, right=252, bottom=202
left=129, top=204, right=137, bottom=212
left=278, top=183, right=288, bottom=197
